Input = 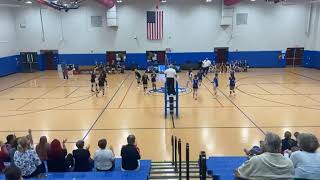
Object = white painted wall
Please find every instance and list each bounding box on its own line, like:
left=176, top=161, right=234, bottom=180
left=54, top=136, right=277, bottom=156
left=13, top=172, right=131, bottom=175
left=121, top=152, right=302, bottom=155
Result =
left=11, top=0, right=311, bottom=53
left=0, top=7, right=17, bottom=57
left=306, top=3, right=320, bottom=50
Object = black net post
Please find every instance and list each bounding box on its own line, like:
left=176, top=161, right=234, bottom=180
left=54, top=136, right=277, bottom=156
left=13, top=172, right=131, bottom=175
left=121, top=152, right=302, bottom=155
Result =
left=171, top=136, right=174, bottom=165
left=178, top=139, right=182, bottom=180
left=174, top=136, right=177, bottom=172
left=186, top=143, right=190, bottom=180
left=199, top=151, right=207, bottom=180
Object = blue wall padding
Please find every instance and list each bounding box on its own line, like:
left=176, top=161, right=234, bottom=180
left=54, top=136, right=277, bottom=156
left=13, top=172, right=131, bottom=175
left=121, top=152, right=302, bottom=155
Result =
left=1, top=50, right=320, bottom=77
left=0, top=55, right=18, bottom=77
left=304, top=50, right=320, bottom=69
left=228, top=51, right=285, bottom=68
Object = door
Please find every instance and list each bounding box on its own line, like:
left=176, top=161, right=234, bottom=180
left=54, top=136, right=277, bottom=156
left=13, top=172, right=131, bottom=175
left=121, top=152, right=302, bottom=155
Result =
left=107, top=51, right=116, bottom=65
left=214, top=47, right=229, bottom=64
left=157, top=51, right=166, bottom=65
left=286, top=47, right=304, bottom=67
left=45, top=51, right=56, bottom=70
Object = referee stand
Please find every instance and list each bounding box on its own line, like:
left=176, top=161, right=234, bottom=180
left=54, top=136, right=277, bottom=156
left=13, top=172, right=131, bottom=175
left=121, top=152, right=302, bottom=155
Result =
left=164, top=81, right=179, bottom=119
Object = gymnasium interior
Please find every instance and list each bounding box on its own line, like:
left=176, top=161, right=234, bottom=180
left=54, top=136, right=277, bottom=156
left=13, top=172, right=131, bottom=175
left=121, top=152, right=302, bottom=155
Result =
left=0, top=0, right=320, bottom=179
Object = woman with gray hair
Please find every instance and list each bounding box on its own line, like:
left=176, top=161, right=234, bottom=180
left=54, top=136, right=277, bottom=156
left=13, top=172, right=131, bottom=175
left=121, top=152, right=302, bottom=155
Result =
left=290, top=133, right=320, bottom=179
left=13, top=137, right=43, bottom=178
left=237, top=132, right=294, bottom=179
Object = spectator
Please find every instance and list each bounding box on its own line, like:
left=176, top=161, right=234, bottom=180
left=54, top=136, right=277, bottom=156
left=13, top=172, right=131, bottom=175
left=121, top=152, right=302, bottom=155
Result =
left=282, top=131, right=297, bottom=152
left=121, top=135, right=141, bottom=171
left=73, top=140, right=92, bottom=172
left=9, top=138, right=19, bottom=165
left=36, top=136, right=49, bottom=161
left=237, top=132, right=294, bottom=179
left=244, top=141, right=265, bottom=158
left=0, top=141, right=9, bottom=172
left=47, top=139, right=68, bottom=172
left=290, top=133, right=320, bottom=179
left=94, top=139, right=115, bottom=171
left=14, top=137, right=44, bottom=178
left=4, top=166, right=23, bottom=180
left=5, top=135, right=16, bottom=152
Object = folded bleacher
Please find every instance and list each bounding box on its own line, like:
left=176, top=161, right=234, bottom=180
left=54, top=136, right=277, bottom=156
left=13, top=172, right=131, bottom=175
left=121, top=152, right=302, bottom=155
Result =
left=207, top=156, right=247, bottom=180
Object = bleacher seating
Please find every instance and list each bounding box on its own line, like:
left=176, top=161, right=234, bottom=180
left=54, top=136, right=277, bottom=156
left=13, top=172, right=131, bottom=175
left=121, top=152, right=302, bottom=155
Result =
left=0, top=159, right=151, bottom=180
left=206, top=156, right=247, bottom=180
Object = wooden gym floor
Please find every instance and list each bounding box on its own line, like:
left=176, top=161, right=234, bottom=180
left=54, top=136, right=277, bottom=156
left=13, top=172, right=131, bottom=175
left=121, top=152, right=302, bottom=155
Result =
left=0, top=67, right=319, bottom=161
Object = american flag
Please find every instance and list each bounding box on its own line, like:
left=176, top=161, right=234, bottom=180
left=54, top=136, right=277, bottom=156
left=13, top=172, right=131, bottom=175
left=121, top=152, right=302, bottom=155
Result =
left=147, top=11, right=163, bottom=40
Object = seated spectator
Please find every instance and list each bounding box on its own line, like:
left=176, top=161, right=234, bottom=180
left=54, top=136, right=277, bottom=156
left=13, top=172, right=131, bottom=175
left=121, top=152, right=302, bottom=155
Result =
left=237, top=132, right=294, bottom=179
left=282, top=131, right=297, bottom=152
left=14, top=137, right=44, bottom=178
left=121, top=135, right=141, bottom=171
left=5, top=135, right=16, bottom=152
left=244, top=141, right=265, bottom=158
left=4, top=166, right=23, bottom=180
left=47, top=139, right=68, bottom=172
left=0, top=141, right=9, bottom=172
left=94, top=139, right=115, bottom=171
left=290, top=133, right=320, bottom=179
left=36, top=136, right=49, bottom=161
left=73, top=140, right=92, bottom=172
left=9, top=138, right=18, bottom=165
left=294, top=132, right=300, bottom=140
left=36, top=136, right=49, bottom=173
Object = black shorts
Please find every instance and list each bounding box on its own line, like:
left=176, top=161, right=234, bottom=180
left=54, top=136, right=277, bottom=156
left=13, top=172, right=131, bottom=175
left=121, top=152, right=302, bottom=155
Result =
left=193, top=86, right=198, bottom=90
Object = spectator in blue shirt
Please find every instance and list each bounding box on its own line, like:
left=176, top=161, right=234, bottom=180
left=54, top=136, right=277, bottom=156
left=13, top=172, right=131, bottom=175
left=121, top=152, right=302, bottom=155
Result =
left=290, top=133, right=320, bottom=179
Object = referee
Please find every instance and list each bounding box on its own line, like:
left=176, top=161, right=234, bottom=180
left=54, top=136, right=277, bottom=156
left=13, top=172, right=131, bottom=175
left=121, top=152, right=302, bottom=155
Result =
left=164, top=64, right=177, bottom=95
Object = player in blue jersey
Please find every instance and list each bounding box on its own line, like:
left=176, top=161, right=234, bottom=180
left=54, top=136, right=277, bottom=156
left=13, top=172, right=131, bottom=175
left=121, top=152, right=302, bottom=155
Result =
left=192, top=75, right=199, bottom=100
left=212, top=73, right=219, bottom=95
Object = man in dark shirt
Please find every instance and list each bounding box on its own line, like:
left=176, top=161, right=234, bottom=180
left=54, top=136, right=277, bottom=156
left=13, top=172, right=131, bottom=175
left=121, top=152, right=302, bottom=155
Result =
left=281, top=131, right=297, bottom=152
left=72, top=140, right=92, bottom=172
left=121, top=135, right=141, bottom=171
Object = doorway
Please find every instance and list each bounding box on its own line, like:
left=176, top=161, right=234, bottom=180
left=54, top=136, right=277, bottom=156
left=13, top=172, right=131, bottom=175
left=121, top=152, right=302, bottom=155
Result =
left=285, top=47, right=304, bottom=67
left=214, top=47, right=229, bottom=64
left=40, top=50, right=59, bottom=70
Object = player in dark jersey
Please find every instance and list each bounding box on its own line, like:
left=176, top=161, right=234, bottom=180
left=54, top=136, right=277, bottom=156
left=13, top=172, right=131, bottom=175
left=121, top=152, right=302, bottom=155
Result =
left=141, top=73, right=149, bottom=94
left=197, top=70, right=203, bottom=87
left=135, top=69, right=141, bottom=87
left=229, top=73, right=236, bottom=96
left=97, top=75, right=107, bottom=97
left=192, top=75, right=199, bottom=100
left=90, top=71, right=97, bottom=92
left=151, top=71, right=157, bottom=92
left=212, top=73, right=219, bottom=95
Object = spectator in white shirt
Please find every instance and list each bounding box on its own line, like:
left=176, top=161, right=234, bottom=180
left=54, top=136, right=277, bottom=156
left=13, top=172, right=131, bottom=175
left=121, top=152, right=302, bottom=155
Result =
left=94, top=139, right=115, bottom=171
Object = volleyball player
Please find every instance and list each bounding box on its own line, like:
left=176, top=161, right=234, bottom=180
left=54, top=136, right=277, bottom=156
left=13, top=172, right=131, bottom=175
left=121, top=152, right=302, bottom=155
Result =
left=97, top=73, right=107, bottom=97
left=135, top=69, right=142, bottom=87
left=229, top=73, right=236, bottom=96
left=186, top=69, right=193, bottom=87
left=212, top=73, right=219, bottom=95
left=90, top=71, right=97, bottom=92
left=151, top=71, right=157, bottom=91
left=192, top=75, right=199, bottom=100
left=141, top=73, right=149, bottom=94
